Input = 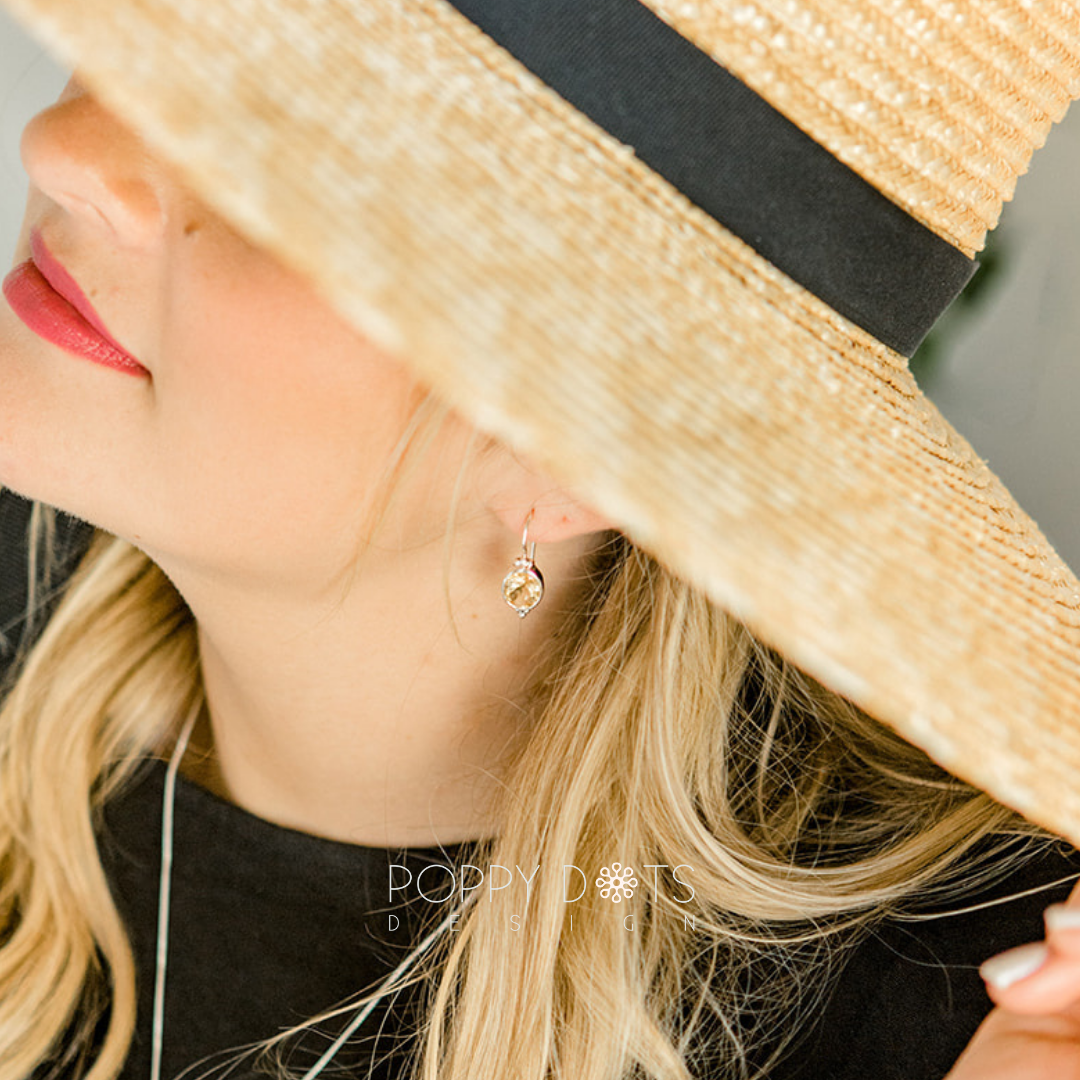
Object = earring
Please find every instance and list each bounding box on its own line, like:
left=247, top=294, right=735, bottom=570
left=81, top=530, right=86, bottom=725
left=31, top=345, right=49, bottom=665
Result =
left=502, top=509, right=545, bottom=618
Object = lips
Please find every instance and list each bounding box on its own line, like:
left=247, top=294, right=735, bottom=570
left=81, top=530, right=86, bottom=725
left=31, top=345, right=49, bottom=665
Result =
left=1, top=229, right=149, bottom=377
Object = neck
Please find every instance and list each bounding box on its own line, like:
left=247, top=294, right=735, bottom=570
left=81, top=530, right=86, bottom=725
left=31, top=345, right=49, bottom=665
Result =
left=156, top=525, right=594, bottom=848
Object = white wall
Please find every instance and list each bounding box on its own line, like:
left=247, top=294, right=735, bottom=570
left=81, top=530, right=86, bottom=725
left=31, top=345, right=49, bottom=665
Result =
left=0, top=7, right=66, bottom=263
left=2, top=8, right=1080, bottom=569
left=925, top=114, right=1080, bottom=570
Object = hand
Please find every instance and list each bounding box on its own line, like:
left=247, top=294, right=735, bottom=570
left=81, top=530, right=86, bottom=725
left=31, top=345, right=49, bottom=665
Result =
left=947, top=880, right=1080, bottom=1079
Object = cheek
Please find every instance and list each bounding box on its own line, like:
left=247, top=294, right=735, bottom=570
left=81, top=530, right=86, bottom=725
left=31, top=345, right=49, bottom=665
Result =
left=147, top=257, right=422, bottom=571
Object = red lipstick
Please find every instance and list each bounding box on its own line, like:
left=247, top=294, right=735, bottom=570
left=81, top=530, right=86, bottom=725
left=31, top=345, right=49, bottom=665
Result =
left=2, top=230, right=149, bottom=377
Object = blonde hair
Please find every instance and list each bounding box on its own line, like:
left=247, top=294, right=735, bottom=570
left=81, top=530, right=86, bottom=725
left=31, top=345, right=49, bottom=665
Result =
left=0, top=437, right=1043, bottom=1080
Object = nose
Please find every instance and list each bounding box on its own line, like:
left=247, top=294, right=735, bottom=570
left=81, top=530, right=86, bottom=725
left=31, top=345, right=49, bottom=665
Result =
left=19, top=75, right=167, bottom=248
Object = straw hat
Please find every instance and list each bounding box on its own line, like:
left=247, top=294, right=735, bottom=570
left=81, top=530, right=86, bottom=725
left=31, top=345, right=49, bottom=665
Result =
left=4, top=0, right=1080, bottom=844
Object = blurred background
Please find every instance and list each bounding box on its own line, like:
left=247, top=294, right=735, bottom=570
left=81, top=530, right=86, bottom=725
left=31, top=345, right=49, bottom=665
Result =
left=4, top=9, right=1080, bottom=568
left=1, top=8, right=61, bottom=273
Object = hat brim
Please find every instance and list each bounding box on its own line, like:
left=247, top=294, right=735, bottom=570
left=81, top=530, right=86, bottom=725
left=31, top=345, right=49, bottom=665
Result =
left=6, top=0, right=1080, bottom=843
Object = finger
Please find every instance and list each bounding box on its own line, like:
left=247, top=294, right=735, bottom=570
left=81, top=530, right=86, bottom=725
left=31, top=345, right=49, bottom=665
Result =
left=982, top=943, right=1049, bottom=996
left=978, top=889, right=1080, bottom=1008
left=1044, top=904, right=1080, bottom=961
left=982, top=943, right=1080, bottom=1014
left=947, top=1007, right=1080, bottom=1080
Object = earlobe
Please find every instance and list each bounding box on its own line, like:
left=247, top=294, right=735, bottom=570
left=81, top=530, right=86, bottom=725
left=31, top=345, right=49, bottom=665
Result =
left=490, top=489, right=613, bottom=545
left=495, top=498, right=613, bottom=619
left=530, top=500, right=613, bottom=543
left=480, top=442, right=614, bottom=543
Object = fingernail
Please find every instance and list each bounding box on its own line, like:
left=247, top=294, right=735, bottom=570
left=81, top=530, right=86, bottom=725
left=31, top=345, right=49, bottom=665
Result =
left=980, top=942, right=1049, bottom=990
left=1045, top=904, right=1080, bottom=932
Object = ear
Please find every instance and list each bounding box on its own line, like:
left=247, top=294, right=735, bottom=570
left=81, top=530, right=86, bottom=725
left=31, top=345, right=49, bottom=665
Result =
left=493, top=490, right=613, bottom=545
left=482, top=451, right=614, bottom=545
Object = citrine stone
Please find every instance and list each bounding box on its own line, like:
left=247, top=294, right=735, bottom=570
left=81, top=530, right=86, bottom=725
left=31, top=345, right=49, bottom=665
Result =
left=502, top=563, right=544, bottom=616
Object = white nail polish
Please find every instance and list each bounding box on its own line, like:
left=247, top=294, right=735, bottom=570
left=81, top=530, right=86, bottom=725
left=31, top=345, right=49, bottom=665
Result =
left=1044, top=904, right=1080, bottom=932
left=980, top=942, right=1049, bottom=990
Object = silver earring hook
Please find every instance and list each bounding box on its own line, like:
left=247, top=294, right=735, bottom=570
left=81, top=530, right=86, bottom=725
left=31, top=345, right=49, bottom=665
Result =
left=521, top=508, right=537, bottom=563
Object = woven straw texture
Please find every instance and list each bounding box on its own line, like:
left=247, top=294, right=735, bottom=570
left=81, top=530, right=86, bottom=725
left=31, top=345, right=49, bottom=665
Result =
left=649, top=0, right=1080, bottom=255
left=5, top=0, right=1080, bottom=844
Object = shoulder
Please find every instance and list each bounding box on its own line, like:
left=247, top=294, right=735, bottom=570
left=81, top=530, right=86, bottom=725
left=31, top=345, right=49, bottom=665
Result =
left=767, top=839, right=1080, bottom=1080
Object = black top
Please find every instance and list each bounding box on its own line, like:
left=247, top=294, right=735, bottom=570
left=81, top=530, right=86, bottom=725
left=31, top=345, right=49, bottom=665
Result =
left=72, top=759, right=1080, bottom=1080
left=5, top=491, right=1080, bottom=1079
left=765, top=842, right=1080, bottom=1079
left=92, top=757, right=480, bottom=1080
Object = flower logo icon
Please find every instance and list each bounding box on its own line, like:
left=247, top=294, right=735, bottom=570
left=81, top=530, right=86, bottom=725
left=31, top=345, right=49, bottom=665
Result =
left=595, top=862, right=638, bottom=903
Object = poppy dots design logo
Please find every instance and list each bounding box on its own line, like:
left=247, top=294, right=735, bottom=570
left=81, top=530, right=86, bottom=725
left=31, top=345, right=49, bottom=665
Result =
left=388, top=861, right=693, bottom=909
left=596, top=863, right=638, bottom=903
left=385, top=860, right=696, bottom=934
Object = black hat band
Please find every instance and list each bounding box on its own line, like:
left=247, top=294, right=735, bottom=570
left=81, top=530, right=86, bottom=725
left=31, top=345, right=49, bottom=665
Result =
left=446, top=0, right=979, bottom=358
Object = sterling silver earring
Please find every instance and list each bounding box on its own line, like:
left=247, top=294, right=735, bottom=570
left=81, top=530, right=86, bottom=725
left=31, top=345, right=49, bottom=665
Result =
left=502, top=509, right=544, bottom=617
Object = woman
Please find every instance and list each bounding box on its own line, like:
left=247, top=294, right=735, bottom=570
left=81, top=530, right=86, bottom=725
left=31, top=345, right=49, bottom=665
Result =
left=3, top=2, right=1080, bottom=1079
